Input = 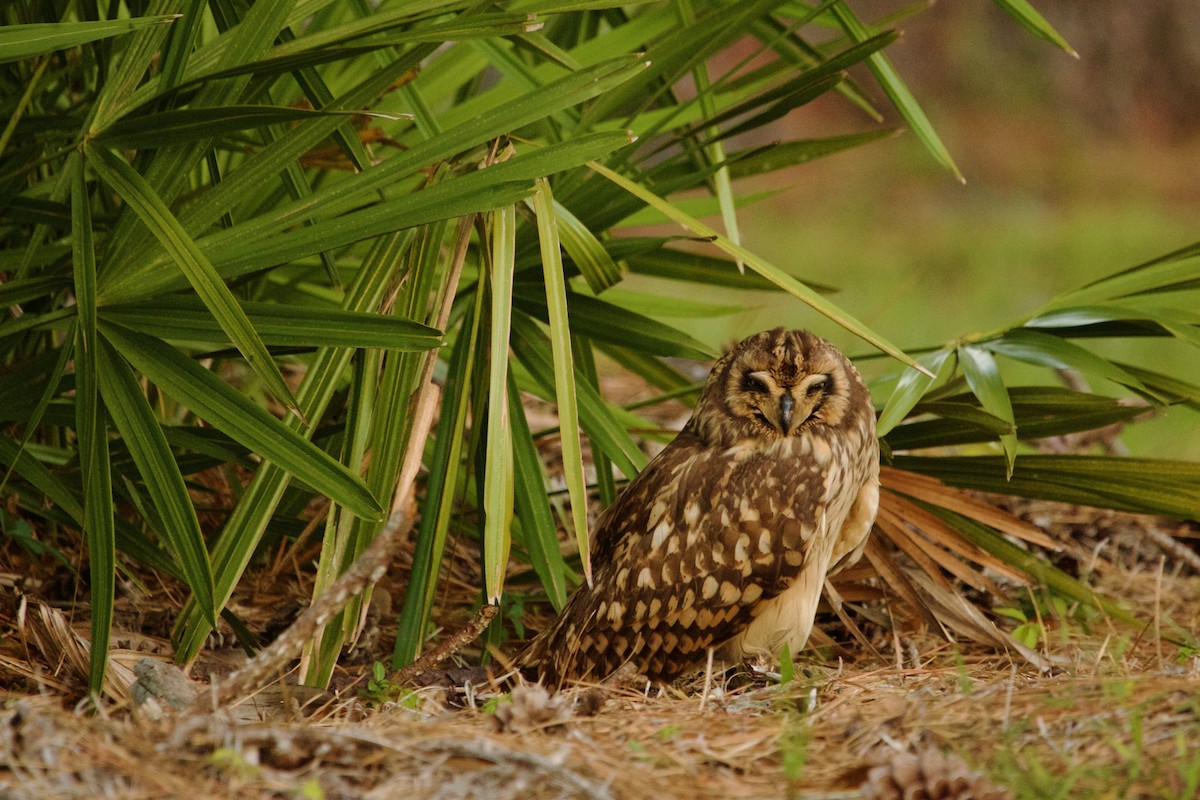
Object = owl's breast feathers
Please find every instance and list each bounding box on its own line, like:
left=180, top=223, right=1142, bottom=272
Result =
left=520, top=418, right=878, bottom=686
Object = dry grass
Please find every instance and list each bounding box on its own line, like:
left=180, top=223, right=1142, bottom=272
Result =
left=3, top=505, right=1199, bottom=799
left=2, top=636, right=1198, bottom=799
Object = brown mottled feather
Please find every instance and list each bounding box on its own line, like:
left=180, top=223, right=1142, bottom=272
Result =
left=519, top=328, right=879, bottom=686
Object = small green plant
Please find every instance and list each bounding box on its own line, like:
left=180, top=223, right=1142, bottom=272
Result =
left=481, top=693, right=511, bottom=716
left=206, top=747, right=260, bottom=781
left=779, top=714, right=811, bottom=784
left=656, top=724, right=682, bottom=741
left=994, top=606, right=1042, bottom=650
left=1173, top=734, right=1200, bottom=800
left=293, top=778, right=325, bottom=800
left=503, top=594, right=527, bottom=640
left=778, top=642, right=796, bottom=686
left=360, top=661, right=419, bottom=709
left=954, top=651, right=975, bottom=695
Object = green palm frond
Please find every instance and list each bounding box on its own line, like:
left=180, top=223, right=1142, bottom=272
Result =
left=2, top=0, right=1194, bottom=697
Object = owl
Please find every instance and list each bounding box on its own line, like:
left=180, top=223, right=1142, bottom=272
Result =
left=519, top=328, right=880, bottom=687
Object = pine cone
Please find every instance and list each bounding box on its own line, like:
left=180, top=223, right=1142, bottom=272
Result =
left=489, top=683, right=573, bottom=734
left=862, top=747, right=1010, bottom=800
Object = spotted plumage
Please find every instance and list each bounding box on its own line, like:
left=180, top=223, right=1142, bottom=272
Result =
left=519, top=328, right=880, bottom=686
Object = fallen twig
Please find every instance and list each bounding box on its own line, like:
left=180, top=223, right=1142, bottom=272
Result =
left=388, top=603, right=499, bottom=687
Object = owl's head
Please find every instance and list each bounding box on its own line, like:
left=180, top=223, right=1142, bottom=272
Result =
left=692, top=328, right=872, bottom=445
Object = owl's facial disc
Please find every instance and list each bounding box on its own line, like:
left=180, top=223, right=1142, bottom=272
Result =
left=694, top=328, right=864, bottom=447
left=738, top=369, right=832, bottom=436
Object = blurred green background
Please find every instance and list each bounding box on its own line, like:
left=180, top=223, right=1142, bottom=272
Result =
left=625, top=1, right=1200, bottom=460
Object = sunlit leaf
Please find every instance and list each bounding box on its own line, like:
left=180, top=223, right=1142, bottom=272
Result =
left=876, top=348, right=952, bottom=437
left=484, top=205, right=517, bottom=602
left=529, top=180, right=593, bottom=584
left=588, top=160, right=928, bottom=374
left=829, top=1, right=963, bottom=182
left=957, top=345, right=1016, bottom=475
left=992, top=0, right=1077, bottom=57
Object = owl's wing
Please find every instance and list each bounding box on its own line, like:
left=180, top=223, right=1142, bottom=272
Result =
left=828, top=467, right=880, bottom=574
left=524, top=432, right=829, bottom=686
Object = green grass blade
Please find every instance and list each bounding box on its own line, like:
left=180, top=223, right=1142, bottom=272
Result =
left=553, top=197, right=623, bottom=293
left=617, top=243, right=786, bottom=291
left=829, top=1, right=963, bottom=182
left=95, top=338, right=218, bottom=626
left=157, top=0, right=204, bottom=94
left=512, top=287, right=715, bottom=359
left=886, top=389, right=1146, bottom=451
left=508, top=375, right=569, bottom=610
left=1042, top=249, right=1200, bottom=309
left=722, top=130, right=899, bottom=179
left=173, top=231, right=412, bottom=663
left=94, top=105, right=401, bottom=149
left=511, top=311, right=648, bottom=479
left=675, top=0, right=743, bottom=269
left=71, top=153, right=113, bottom=694
left=531, top=179, right=591, bottom=584
left=74, top=338, right=115, bottom=698
left=957, top=344, right=1017, bottom=476
left=394, top=296, right=484, bottom=666
left=876, top=348, right=952, bottom=437
left=983, top=329, right=1148, bottom=394
left=0, top=16, right=179, bottom=64
left=86, top=144, right=301, bottom=415
left=100, top=297, right=441, bottom=349
left=484, top=205, right=517, bottom=602
left=71, top=154, right=97, bottom=347
left=588, top=160, right=929, bottom=374
left=98, top=321, right=382, bottom=521
left=992, top=0, right=1077, bottom=57
left=894, top=455, right=1200, bottom=519
left=1113, top=363, right=1200, bottom=411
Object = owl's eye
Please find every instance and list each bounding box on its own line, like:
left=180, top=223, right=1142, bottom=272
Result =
left=741, top=373, right=769, bottom=393
left=806, top=376, right=829, bottom=395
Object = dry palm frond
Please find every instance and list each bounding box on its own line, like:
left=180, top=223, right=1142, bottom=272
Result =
left=842, top=467, right=1159, bottom=667
left=18, top=602, right=137, bottom=703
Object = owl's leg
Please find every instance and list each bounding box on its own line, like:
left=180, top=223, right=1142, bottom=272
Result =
left=718, top=550, right=833, bottom=666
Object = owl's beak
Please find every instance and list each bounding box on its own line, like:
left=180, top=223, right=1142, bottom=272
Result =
left=779, top=393, right=795, bottom=433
